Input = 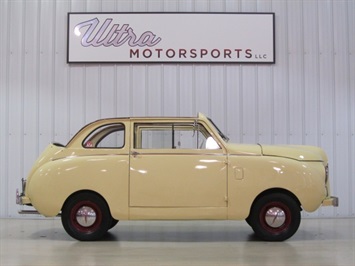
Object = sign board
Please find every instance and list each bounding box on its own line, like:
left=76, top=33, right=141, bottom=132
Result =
left=67, top=13, right=275, bottom=64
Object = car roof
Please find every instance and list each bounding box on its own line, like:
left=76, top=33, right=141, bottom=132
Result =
left=89, top=113, right=205, bottom=123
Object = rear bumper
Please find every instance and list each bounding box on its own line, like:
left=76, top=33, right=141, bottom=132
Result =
left=322, top=196, right=339, bottom=207
left=16, top=178, right=31, bottom=205
left=16, top=178, right=36, bottom=215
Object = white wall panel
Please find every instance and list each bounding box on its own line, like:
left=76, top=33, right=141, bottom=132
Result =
left=0, top=0, right=354, bottom=218
left=349, top=0, right=355, bottom=217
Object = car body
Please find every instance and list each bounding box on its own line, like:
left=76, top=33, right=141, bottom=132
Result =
left=17, top=113, right=338, bottom=241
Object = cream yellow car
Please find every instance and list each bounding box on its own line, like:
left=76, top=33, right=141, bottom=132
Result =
left=17, top=113, right=338, bottom=241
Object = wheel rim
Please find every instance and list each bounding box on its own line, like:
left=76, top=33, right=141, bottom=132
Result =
left=70, top=201, right=102, bottom=233
left=260, top=202, right=291, bottom=233
left=76, top=206, right=97, bottom=227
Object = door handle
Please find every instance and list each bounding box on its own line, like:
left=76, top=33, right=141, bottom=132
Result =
left=131, top=151, right=140, bottom=158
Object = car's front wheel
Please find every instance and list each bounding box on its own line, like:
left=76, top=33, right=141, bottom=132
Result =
left=247, top=193, right=301, bottom=241
left=61, top=192, right=112, bottom=241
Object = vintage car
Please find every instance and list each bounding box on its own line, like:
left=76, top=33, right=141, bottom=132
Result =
left=17, top=113, right=338, bottom=241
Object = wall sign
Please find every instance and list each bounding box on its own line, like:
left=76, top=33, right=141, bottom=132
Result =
left=67, top=12, right=275, bottom=64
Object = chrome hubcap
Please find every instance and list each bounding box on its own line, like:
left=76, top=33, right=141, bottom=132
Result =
left=76, top=206, right=96, bottom=227
left=265, top=207, right=286, bottom=228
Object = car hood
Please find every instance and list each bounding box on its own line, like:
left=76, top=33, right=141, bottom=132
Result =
left=226, top=144, right=262, bottom=156
left=226, top=143, right=327, bottom=162
left=260, top=144, right=327, bottom=162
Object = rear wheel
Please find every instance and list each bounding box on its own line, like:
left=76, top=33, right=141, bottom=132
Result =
left=248, top=193, right=301, bottom=241
left=61, top=192, right=112, bottom=241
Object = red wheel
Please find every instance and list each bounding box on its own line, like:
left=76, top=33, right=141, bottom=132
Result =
left=248, top=193, right=301, bottom=241
left=69, top=201, right=103, bottom=234
left=61, top=192, right=112, bottom=241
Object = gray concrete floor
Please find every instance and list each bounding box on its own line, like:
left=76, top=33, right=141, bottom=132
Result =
left=0, top=218, right=354, bottom=266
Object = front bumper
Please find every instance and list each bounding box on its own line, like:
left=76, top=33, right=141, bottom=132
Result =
left=322, top=196, right=339, bottom=207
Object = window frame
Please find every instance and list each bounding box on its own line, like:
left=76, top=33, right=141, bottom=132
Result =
left=82, top=123, right=126, bottom=149
left=133, top=122, right=220, bottom=150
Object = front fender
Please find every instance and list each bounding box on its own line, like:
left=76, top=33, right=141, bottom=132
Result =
left=227, top=156, right=327, bottom=219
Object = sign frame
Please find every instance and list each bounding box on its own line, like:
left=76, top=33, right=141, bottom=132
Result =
left=67, top=12, right=275, bottom=64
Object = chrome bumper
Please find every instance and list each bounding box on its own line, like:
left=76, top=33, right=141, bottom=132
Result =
left=16, top=178, right=36, bottom=214
left=322, top=196, right=339, bottom=207
left=16, top=178, right=28, bottom=205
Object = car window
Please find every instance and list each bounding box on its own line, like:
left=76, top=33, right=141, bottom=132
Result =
left=134, top=122, right=220, bottom=150
left=83, top=123, right=125, bottom=148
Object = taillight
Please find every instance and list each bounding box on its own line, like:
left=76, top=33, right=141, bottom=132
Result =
left=325, top=165, right=329, bottom=183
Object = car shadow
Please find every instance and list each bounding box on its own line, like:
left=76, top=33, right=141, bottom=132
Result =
left=27, top=221, right=325, bottom=243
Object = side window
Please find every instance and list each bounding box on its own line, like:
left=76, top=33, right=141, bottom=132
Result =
left=134, top=123, right=220, bottom=150
left=83, top=123, right=125, bottom=148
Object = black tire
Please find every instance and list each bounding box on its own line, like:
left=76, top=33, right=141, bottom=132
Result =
left=248, top=193, right=301, bottom=241
left=61, top=192, right=112, bottom=241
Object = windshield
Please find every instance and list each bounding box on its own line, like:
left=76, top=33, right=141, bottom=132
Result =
left=207, top=118, right=229, bottom=142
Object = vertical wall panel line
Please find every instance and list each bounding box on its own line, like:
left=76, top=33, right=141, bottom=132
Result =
left=239, top=66, right=243, bottom=142
left=330, top=0, right=337, bottom=216
left=4, top=0, right=11, bottom=217
left=345, top=0, right=352, bottom=217
left=208, top=65, right=211, bottom=115
left=161, top=65, right=164, bottom=115
left=255, top=66, right=259, bottom=143
left=223, top=65, right=227, bottom=138
left=66, top=0, right=71, bottom=140
left=114, top=65, right=118, bottom=117
left=300, top=0, right=306, bottom=145
left=176, top=65, right=181, bottom=116
left=285, top=1, right=290, bottom=144
left=52, top=1, right=57, bottom=141
left=192, top=65, right=196, bottom=113
left=20, top=0, right=26, bottom=180
left=271, top=64, right=275, bottom=144
left=270, top=0, right=275, bottom=145
left=35, top=1, right=41, bottom=156
left=129, top=65, right=133, bottom=116
left=315, top=0, right=321, bottom=148
left=315, top=0, right=323, bottom=217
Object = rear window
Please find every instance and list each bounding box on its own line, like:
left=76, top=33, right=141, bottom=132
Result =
left=83, top=123, right=125, bottom=149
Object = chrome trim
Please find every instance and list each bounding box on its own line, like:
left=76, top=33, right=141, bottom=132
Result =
left=18, top=210, right=61, bottom=216
left=16, top=189, right=21, bottom=205
left=16, top=178, right=27, bottom=205
left=130, top=152, right=227, bottom=156
left=18, top=210, right=40, bottom=215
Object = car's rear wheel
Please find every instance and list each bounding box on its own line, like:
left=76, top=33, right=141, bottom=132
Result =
left=61, top=192, right=112, bottom=241
left=248, top=193, right=301, bottom=241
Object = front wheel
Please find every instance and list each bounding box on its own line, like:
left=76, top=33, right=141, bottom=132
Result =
left=248, top=193, right=301, bottom=241
left=61, top=192, right=112, bottom=241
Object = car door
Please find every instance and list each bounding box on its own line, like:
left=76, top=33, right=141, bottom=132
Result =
left=129, top=121, right=227, bottom=208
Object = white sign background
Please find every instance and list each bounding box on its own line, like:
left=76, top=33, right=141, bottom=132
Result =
left=67, top=13, right=275, bottom=63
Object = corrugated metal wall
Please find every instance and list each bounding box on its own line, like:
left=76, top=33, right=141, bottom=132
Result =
left=0, top=0, right=354, bottom=218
